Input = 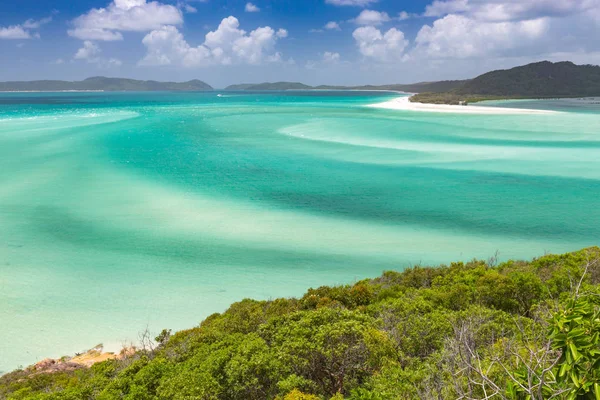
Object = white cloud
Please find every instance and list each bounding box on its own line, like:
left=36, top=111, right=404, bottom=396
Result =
left=139, top=16, right=288, bottom=67
left=74, top=40, right=122, bottom=67
left=353, top=26, right=409, bottom=61
left=424, top=0, right=469, bottom=17
left=398, top=11, right=411, bottom=20
left=140, top=25, right=211, bottom=66
left=325, top=21, right=341, bottom=30
left=326, top=0, right=378, bottom=6
left=184, top=4, right=197, bottom=13
left=106, top=58, right=123, bottom=67
left=414, top=14, right=549, bottom=58
left=245, top=2, right=260, bottom=12
left=0, top=16, right=51, bottom=39
left=411, top=0, right=600, bottom=63
left=0, top=26, right=33, bottom=39
left=68, top=0, right=183, bottom=41
left=68, top=28, right=124, bottom=41
left=22, top=17, right=53, bottom=29
left=323, top=51, right=341, bottom=63
left=424, top=0, right=599, bottom=22
left=74, top=40, right=102, bottom=60
left=175, top=0, right=200, bottom=13
left=354, top=10, right=391, bottom=25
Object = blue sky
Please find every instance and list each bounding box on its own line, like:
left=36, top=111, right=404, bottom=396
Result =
left=1, top=0, right=600, bottom=88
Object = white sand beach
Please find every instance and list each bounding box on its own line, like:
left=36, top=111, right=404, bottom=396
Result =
left=368, top=96, right=558, bottom=115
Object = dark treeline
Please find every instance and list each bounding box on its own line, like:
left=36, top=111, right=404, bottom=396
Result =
left=1, top=247, right=600, bottom=399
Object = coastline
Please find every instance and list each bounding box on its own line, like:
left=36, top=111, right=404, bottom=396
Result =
left=367, top=96, right=559, bottom=115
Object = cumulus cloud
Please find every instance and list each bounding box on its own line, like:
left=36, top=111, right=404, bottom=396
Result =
left=0, top=26, right=34, bottom=39
left=0, top=16, right=51, bottom=39
left=325, top=0, right=378, bottom=6
left=323, top=51, right=341, bottom=63
left=424, top=0, right=599, bottom=22
left=74, top=40, right=122, bottom=67
left=68, top=0, right=183, bottom=41
left=325, top=21, right=341, bottom=30
left=411, top=0, right=600, bottom=61
left=354, top=10, right=391, bottom=26
left=139, top=16, right=288, bottom=67
left=74, top=40, right=101, bottom=60
left=184, top=4, right=197, bottom=13
left=245, top=2, right=260, bottom=12
left=424, top=0, right=469, bottom=17
left=353, top=26, right=409, bottom=61
left=22, top=17, right=53, bottom=29
left=69, top=28, right=124, bottom=41
left=415, top=14, right=549, bottom=59
left=398, top=11, right=411, bottom=20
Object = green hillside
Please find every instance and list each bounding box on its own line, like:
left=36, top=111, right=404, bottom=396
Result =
left=2, top=247, right=600, bottom=399
left=457, top=61, right=600, bottom=97
left=0, top=77, right=213, bottom=92
left=412, top=61, right=600, bottom=104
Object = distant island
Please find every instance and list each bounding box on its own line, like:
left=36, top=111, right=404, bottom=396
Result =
left=3, top=61, right=599, bottom=103
left=411, top=61, right=600, bottom=104
left=0, top=77, right=213, bottom=92
left=1, top=77, right=468, bottom=93
left=224, top=80, right=468, bottom=93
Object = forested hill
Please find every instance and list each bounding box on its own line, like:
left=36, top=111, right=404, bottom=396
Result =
left=412, top=61, right=600, bottom=104
left=2, top=247, right=600, bottom=399
left=456, top=61, right=600, bottom=97
left=0, top=77, right=213, bottom=92
left=224, top=80, right=468, bottom=92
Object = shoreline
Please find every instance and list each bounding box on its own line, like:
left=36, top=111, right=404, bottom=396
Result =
left=367, top=96, right=559, bottom=115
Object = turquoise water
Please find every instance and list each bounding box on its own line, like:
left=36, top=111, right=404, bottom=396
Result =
left=1, top=91, right=599, bottom=372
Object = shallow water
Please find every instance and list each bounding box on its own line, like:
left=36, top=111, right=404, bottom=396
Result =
left=1, top=91, right=599, bottom=372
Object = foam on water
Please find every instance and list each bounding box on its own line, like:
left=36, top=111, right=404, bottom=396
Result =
left=0, top=91, right=599, bottom=372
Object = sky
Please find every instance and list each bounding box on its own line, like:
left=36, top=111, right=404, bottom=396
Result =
left=1, top=0, right=600, bottom=88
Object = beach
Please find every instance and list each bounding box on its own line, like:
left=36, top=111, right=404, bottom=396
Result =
left=368, top=96, right=558, bottom=115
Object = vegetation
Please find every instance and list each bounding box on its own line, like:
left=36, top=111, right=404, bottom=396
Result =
left=408, top=92, right=508, bottom=105
left=1, top=247, right=600, bottom=399
left=411, top=61, right=600, bottom=104
left=0, top=77, right=213, bottom=92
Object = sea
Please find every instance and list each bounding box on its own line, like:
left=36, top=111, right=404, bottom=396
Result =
left=1, top=91, right=599, bottom=372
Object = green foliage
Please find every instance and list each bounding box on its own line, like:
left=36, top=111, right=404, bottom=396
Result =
left=1, top=247, right=599, bottom=400
left=550, top=295, right=600, bottom=399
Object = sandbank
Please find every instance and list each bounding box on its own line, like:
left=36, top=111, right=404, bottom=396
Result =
left=368, top=96, right=558, bottom=115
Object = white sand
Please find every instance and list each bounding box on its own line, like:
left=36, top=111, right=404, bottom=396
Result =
left=368, top=96, right=558, bottom=115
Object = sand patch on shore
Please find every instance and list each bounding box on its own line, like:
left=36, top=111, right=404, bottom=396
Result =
left=368, top=96, right=558, bottom=115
